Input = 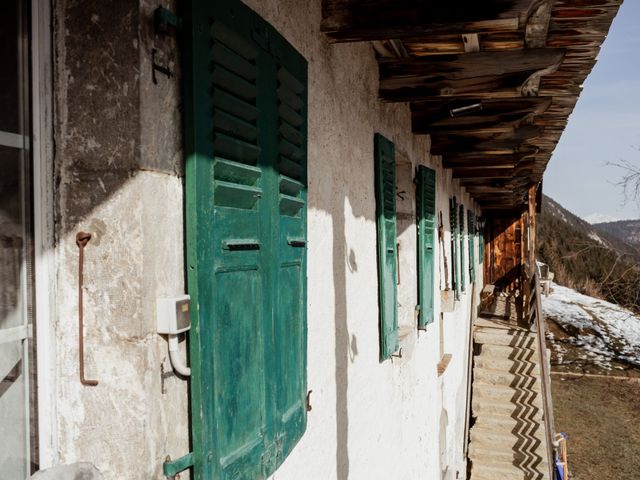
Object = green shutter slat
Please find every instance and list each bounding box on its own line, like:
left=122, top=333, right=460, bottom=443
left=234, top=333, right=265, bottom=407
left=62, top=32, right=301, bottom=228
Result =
left=459, top=204, right=466, bottom=293
left=467, top=210, right=476, bottom=282
left=211, top=21, right=259, bottom=60
left=374, top=133, right=399, bottom=361
left=279, top=193, right=305, bottom=216
left=213, top=180, right=261, bottom=209
left=213, top=108, right=258, bottom=143
left=213, top=132, right=261, bottom=165
left=211, top=64, right=257, bottom=102
left=279, top=120, right=304, bottom=146
left=277, top=67, right=304, bottom=94
left=278, top=156, right=303, bottom=180
left=212, top=89, right=259, bottom=123
left=417, top=165, right=436, bottom=329
left=450, top=197, right=459, bottom=300
left=186, top=2, right=307, bottom=479
left=279, top=175, right=305, bottom=196
left=279, top=138, right=304, bottom=162
left=213, top=158, right=261, bottom=186
left=211, top=42, right=257, bottom=82
left=479, top=221, right=485, bottom=262
left=278, top=103, right=303, bottom=127
left=277, top=85, right=304, bottom=111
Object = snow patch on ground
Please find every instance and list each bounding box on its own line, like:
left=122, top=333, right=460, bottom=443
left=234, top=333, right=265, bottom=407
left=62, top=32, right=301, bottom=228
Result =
left=587, top=231, right=605, bottom=245
left=542, top=283, right=640, bottom=370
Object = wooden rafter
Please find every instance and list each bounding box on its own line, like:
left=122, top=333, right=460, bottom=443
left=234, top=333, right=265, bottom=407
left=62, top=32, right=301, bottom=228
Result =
left=319, top=0, right=622, bottom=211
left=431, top=125, right=543, bottom=155
left=379, top=49, right=564, bottom=101
left=411, top=97, right=552, bottom=133
left=321, top=0, right=542, bottom=42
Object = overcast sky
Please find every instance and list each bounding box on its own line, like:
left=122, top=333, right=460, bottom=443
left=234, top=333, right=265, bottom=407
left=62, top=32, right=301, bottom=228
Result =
left=544, top=1, right=640, bottom=221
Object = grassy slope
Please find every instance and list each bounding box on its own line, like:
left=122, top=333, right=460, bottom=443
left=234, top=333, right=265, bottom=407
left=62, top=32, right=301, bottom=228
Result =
left=552, top=375, right=640, bottom=480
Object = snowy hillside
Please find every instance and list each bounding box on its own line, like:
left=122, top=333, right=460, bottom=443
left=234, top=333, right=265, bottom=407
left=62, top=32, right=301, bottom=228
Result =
left=542, top=283, right=640, bottom=372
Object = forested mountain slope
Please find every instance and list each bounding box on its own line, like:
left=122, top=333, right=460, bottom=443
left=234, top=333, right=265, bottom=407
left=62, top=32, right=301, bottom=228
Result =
left=537, top=195, right=640, bottom=313
left=594, top=219, right=640, bottom=248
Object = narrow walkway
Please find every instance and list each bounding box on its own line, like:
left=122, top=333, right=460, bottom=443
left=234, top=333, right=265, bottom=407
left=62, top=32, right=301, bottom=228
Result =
left=468, top=317, right=551, bottom=480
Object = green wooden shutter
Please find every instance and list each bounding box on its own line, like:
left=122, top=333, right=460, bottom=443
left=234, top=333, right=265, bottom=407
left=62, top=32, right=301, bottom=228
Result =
left=417, top=165, right=436, bottom=329
left=273, top=41, right=308, bottom=468
left=449, top=197, right=459, bottom=300
left=479, top=218, right=485, bottom=262
left=467, top=210, right=475, bottom=282
left=374, top=133, right=399, bottom=361
left=184, top=1, right=307, bottom=478
left=459, top=204, right=466, bottom=293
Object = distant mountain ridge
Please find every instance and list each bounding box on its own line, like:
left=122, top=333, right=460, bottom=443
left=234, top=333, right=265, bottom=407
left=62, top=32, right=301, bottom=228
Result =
left=537, top=195, right=640, bottom=314
left=539, top=195, right=639, bottom=260
left=593, top=219, right=640, bottom=248
left=584, top=213, right=621, bottom=225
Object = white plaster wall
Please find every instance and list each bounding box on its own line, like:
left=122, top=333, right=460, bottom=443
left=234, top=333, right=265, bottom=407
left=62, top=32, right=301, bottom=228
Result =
left=47, top=0, right=484, bottom=478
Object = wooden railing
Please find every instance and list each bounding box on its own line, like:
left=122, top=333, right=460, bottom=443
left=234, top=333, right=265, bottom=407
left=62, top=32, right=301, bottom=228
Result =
left=527, top=270, right=557, bottom=480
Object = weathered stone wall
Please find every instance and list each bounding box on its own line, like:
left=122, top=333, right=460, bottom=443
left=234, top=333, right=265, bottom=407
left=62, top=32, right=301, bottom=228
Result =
left=48, top=0, right=482, bottom=479
left=52, top=1, right=189, bottom=478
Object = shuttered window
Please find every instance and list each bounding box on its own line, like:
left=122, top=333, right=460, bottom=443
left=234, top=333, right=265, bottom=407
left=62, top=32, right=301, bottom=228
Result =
left=184, top=1, right=307, bottom=478
left=467, top=210, right=476, bottom=282
left=479, top=220, right=485, bottom=262
left=459, top=204, right=466, bottom=293
left=449, top=197, right=459, bottom=300
left=417, top=165, right=436, bottom=329
left=374, top=133, right=399, bottom=361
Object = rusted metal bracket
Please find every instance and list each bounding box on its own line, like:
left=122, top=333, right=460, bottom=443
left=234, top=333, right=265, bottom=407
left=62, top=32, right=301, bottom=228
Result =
left=154, top=7, right=183, bottom=35
left=76, top=232, right=99, bottom=387
left=306, top=390, right=313, bottom=412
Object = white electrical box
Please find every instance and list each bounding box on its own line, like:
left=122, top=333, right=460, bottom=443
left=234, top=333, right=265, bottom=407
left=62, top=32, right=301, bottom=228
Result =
left=157, top=295, right=191, bottom=334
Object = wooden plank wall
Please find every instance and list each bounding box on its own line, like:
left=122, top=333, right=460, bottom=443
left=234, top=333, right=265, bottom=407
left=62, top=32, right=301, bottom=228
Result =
left=483, top=214, right=523, bottom=292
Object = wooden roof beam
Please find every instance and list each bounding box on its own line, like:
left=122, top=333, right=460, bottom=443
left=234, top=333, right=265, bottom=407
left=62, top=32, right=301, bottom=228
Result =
left=412, top=97, right=552, bottom=132
left=321, top=0, right=542, bottom=42
left=441, top=146, right=539, bottom=160
left=454, top=169, right=515, bottom=179
left=380, top=49, right=564, bottom=102
left=431, top=126, right=543, bottom=154
left=443, top=155, right=526, bottom=169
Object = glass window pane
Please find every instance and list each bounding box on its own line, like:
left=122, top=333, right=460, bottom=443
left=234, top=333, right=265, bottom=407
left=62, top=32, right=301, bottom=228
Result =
left=0, top=340, right=28, bottom=479
left=0, top=0, right=37, bottom=475
left=0, top=146, right=27, bottom=331
left=0, top=0, right=24, bottom=134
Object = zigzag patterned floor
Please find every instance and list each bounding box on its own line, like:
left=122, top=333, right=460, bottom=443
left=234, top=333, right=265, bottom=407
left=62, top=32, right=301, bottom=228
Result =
left=468, top=317, right=551, bottom=480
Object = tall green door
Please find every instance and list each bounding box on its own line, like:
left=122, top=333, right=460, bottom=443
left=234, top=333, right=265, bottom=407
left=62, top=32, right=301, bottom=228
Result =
left=184, top=1, right=307, bottom=478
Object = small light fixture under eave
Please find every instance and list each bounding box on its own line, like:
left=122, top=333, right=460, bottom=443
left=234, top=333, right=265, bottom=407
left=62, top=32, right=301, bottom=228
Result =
left=449, top=102, right=482, bottom=118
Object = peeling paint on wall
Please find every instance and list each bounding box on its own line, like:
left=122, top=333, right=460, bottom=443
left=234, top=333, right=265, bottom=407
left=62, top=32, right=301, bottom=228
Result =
left=52, top=1, right=189, bottom=478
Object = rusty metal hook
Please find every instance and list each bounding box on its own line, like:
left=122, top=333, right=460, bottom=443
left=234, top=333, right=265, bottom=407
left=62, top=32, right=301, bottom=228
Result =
left=76, top=231, right=98, bottom=386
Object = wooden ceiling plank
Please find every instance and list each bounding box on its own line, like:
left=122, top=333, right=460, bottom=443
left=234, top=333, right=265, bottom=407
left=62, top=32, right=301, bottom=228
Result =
left=454, top=169, right=515, bottom=179
left=320, top=0, right=538, bottom=42
left=379, top=48, right=564, bottom=84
